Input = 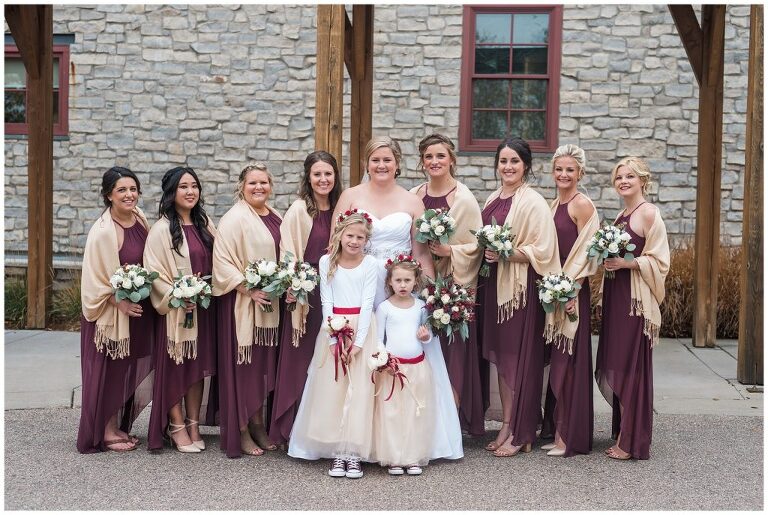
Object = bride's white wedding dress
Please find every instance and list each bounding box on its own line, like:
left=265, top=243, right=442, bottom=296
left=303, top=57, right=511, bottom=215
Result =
left=366, top=211, right=463, bottom=462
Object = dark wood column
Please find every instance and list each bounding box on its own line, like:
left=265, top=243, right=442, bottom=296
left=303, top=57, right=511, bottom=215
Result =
left=346, top=5, right=373, bottom=187
left=315, top=5, right=345, bottom=168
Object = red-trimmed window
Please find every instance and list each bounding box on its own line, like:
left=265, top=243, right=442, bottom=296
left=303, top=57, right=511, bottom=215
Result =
left=459, top=5, right=562, bottom=152
left=4, top=44, right=70, bottom=136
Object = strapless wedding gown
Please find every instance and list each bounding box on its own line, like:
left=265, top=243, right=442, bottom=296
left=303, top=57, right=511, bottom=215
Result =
left=366, top=212, right=464, bottom=462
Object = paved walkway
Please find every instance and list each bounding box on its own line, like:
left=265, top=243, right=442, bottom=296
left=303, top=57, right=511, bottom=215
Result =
left=3, top=330, right=764, bottom=510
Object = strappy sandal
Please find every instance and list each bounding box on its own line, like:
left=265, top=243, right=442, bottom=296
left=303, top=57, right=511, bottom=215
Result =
left=485, top=421, right=511, bottom=451
left=104, top=438, right=136, bottom=452
left=185, top=418, right=205, bottom=450
left=240, top=430, right=264, bottom=457
left=167, top=422, right=200, bottom=453
left=606, top=447, right=631, bottom=460
left=493, top=441, right=532, bottom=458
left=248, top=421, right=277, bottom=451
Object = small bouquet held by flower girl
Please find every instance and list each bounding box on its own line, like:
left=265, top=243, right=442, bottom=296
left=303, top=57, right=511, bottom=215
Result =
left=242, top=258, right=280, bottom=312
left=327, top=315, right=355, bottom=381
left=262, top=252, right=319, bottom=312
left=168, top=272, right=213, bottom=328
left=420, top=274, right=476, bottom=344
left=536, top=273, right=581, bottom=322
left=110, top=264, right=159, bottom=303
left=586, top=221, right=636, bottom=279
left=367, top=347, right=407, bottom=401
left=415, top=208, right=456, bottom=260
left=471, top=217, right=516, bottom=277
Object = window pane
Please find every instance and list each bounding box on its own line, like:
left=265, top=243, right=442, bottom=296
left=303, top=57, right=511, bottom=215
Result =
left=512, top=47, right=548, bottom=74
left=511, top=80, right=547, bottom=109
left=5, top=59, right=26, bottom=88
left=475, top=46, right=510, bottom=74
left=472, top=110, right=508, bottom=140
left=513, top=14, right=549, bottom=44
left=53, top=91, right=59, bottom=123
left=510, top=111, right=546, bottom=141
left=475, top=14, right=511, bottom=44
left=473, top=80, right=509, bottom=109
left=5, top=91, right=26, bottom=123
left=53, top=58, right=60, bottom=89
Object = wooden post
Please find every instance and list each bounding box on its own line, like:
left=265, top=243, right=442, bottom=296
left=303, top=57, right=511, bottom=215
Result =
left=737, top=5, right=763, bottom=385
left=5, top=5, right=54, bottom=329
left=692, top=5, right=725, bottom=348
left=348, top=5, right=374, bottom=187
left=315, top=5, right=345, bottom=169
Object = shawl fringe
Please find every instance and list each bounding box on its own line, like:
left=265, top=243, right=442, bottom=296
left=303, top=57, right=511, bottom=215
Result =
left=630, top=297, right=661, bottom=348
left=167, top=338, right=198, bottom=365
left=497, top=287, right=526, bottom=323
left=237, top=326, right=279, bottom=364
left=94, top=325, right=130, bottom=360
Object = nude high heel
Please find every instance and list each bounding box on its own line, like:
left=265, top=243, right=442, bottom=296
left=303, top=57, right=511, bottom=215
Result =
left=185, top=418, right=205, bottom=450
left=167, top=422, right=200, bottom=453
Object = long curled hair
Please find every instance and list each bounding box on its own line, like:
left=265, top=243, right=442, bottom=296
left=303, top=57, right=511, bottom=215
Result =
left=101, top=166, right=141, bottom=208
left=158, top=166, right=214, bottom=256
left=326, top=213, right=372, bottom=280
left=298, top=151, right=343, bottom=217
left=494, top=137, right=535, bottom=183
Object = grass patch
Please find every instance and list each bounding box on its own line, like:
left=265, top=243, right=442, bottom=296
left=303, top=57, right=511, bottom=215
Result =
left=4, top=276, right=27, bottom=329
left=50, top=272, right=82, bottom=331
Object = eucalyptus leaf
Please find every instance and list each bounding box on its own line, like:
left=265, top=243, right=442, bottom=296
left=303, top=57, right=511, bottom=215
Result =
left=115, top=290, right=128, bottom=301
left=624, top=253, right=635, bottom=262
left=129, top=291, right=142, bottom=303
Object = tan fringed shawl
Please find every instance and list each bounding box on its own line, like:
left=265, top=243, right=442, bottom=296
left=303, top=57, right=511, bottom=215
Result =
left=546, top=195, right=600, bottom=354
left=483, top=184, right=561, bottom=325
left=411, top=181, right=484, bottom=288
left=599, top=207, right=670, bottom=347
left=279, top=199, right=317, bottom=347
left=81, top=207, right=151, bottom=359
left=143, top=216, right=218, bottom=365
left=212, top=200, right=282, bottom=364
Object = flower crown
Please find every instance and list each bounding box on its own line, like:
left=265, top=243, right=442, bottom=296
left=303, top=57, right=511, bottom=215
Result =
left=385, top=254, right=421, bottom=269
left=337, top=208, right=373, bottom=225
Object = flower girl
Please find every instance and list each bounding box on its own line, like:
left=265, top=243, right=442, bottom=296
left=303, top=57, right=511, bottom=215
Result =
left=288, top=211, right=379, bottom=479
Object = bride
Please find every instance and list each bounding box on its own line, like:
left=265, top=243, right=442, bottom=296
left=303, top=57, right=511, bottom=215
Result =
left=332, top=135, right=463, bottom=462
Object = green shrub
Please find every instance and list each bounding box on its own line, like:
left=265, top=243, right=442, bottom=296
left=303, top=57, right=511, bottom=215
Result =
left=4, top=276, right=27, bottom=328
left=50, top=272, right=82, bottom=330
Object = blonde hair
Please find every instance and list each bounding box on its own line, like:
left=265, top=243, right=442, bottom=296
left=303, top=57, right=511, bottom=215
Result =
left=363, top=136, right=403, bottom=178
left=418, top=133, right=457, bottom=177
left=326, top=213, right=372, bottom=280
left=551, top=144, right=586, bottom=179
left=384, top=260, right=423, bottom=296
left=611, top=157, right=652, bottom=195
left=235, top=162, right=273, bottom=200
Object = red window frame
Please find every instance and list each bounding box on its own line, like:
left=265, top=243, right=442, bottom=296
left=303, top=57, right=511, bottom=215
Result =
left=4, top=44, right=70, bottom=137
left=459, top=5, right=562, bottom=153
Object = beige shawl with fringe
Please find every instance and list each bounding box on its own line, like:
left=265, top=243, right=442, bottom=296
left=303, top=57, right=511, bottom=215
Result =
left=547, top=195, right=600, bottom=354
left=280, top=199, right=318, bottom=347
left=483, top=184, right=561, bottom=326
left=212, top=200, right=282, bottom=364
left=599, top=207, right=670, bottom=347
left=411, top=181, right=484, bottom=288
left=81, top=207, right=151, bottom=359
left=143, top=216, right=218, bottom=365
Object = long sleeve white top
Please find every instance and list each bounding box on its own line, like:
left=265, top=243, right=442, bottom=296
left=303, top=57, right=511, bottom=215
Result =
left=375, top=298, right=431, bottom=360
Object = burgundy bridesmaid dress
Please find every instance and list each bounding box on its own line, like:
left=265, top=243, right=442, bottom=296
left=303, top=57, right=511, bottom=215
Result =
left=595, top=207, right=652, bottom=460
left=477, top=195, right=546, bottom=447
left=422, top=185, right=487, bottom=437
left=77, top=219, right=156, bottom=453
left=147, top=224, right=218, bottom=451
left=269, top=209, right=332, bottom=444
left=217, top=212, right=281, bottom=458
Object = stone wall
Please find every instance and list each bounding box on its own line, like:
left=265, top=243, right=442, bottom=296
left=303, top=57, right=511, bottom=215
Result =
left=3, top=4, right=750, bottom=259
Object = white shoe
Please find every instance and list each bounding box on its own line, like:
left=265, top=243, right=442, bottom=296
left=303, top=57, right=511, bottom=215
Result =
left=405, top=465, right=422, bottom=476
left=540, top=442, right=556, bottom=451
left=346, top=457, right=364, bottom=479
left=547, top=447, right=566, bottom=457
left=328, top=457, right=346, bottom=477
left=388, top=466, right=404, bottom=475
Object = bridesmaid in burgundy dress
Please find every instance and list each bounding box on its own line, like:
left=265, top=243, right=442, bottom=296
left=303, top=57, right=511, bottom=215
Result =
left=269, top=151, right=341, bottom=445
left=78, top=167, right=156, bottom=453
left=144, top=167, right=218, bottom=453
left=477, top=138, right=560, bottom=458
left=541, top=145, right=598, bottom=457
left=596, top=157, right=670, bottom=460
left=213, top=163, right=282, bottom=458
left=410, top=133, right=486, bottom=437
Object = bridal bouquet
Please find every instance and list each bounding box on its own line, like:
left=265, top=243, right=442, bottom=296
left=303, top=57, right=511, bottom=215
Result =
left=536, top=273, right=580, bottom=322
left=415, top=208, right=456, bottom=260
left=110, top=264, right=159, bottom=304
left=471, top=217, right=516, bottom=277
left=263, top=252, right=319, bottom=311
left=368, top=346, right=407, bottom=401
left=243, top=258, right=280, bottom=312
left=168, top=273, right=213, bottom=328
left=586, top=221, right=636, bottom=279
left=421, top=274, right=476, bottom=344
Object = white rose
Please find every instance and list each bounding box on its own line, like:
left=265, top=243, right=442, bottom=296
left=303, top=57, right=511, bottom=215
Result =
left=420, top=222, right=431, bottom=233
left=301, top=279, right=316, bottom=292
left=620, top=232, right=631, bottom=242
left=452, top=306, right=459, bottom=312
left=599, top=239, right=607, bottom=248
left=367, top=355, right=379, bottom=371
left=503, top=240, right=513, bottom=251
left=441, top=294, right=451, bottom=304
left=559, top=280, right=571, bottom=291
left=298, top=271, right=307, bottom=280
left=448, top=217, right=456, bottom=228
left=128, top=270, right=137, bottom=279
left=553, top=283, right=563, bottom=291
left=245, top=271, right=260, bottom=285
left=278, top=269, right=288, bottom=279
left=182, top=286, right=196, bottom=298
left=257, top=261, right=273, bottom=276
left=291, top=278, right=303, bottom=290
left=432, top=308, right=444, bottom=319
left=329, top=316, right=346, bottom=332
left=430, top=218, right=440, bottom=227
left=607, top=242, right=620, bottom=254
left=421, top=288, right=430, bottom=298
left=110, top=276, right=121, bottom=289
left=426, top=295, right=435, bottom=304
left=434, top=225, right=445, bottom=236
left=172, top=287, right=184, bottom=299
left=605, top=231, right=613, bottom=241
left=440, top=313, right=451, bottom=325
left=121, top=278, right=132, bottom=290
left=134, top=275, right=145, bottom=287
left=542, top=291, right=554, bottom=304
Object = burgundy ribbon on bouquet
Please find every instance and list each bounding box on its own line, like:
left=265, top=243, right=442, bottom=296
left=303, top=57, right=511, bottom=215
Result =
left=329, top=320, right=355, bottom=382
left=371, top=352, right=424, bottom=401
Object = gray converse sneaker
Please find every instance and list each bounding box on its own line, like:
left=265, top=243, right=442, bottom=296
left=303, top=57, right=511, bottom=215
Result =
left=345, top=457, right=363, bottom=479
left=328, top=457, right=346, bottom=477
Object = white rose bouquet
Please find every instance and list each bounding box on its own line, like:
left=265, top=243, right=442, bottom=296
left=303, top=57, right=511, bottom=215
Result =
left=414, top=208, right=457, bottom=260
left=110, top=264, right=159, bottom=304
left=536, top=272, right=581, bottom=322
left=242, top=258, right=280, bottom=312
left=262, top=252, right=319, bottom=312
left=420, top=274, right=476, bottom=344
left=586, top=221, right=636, bottom=279
left=367, top=345, right=407, bottom=401
left=168, top=272, right=213, bottom=328
left=471, top=217, right=516, bottom=277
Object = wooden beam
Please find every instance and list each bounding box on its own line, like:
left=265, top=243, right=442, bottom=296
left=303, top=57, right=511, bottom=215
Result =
left=692, top=5, right=725, bottom=348
left=737, top=5, right=763, bottom=385
left=315, top=5, right=345, bottom=169
left=348, top=5, right=374, bottom=187
left=4, top=5, right=42, bottom=79
left=668, top=5, right=703, bottom=85
left=344, top=11, right=354, bottom=76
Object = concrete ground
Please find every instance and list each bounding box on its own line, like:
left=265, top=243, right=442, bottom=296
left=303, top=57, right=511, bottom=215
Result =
left=3, top=330, right=764, bottom=510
